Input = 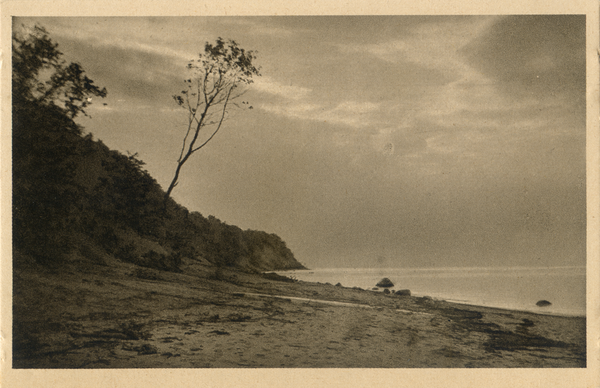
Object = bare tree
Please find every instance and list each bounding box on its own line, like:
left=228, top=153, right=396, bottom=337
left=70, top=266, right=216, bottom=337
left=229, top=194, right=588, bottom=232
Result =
left=164, top=37, right=260, bottom=203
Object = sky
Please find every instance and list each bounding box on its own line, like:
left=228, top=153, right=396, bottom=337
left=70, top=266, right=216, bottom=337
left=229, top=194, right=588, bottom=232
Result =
left=16, top=16, right=587, bottom=269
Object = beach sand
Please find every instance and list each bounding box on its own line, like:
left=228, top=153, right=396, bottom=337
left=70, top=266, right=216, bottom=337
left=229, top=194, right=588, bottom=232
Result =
left=12, top=259, right=586, bottom=368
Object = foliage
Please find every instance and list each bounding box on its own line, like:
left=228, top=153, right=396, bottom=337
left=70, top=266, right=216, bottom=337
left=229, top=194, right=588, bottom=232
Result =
left=12, top=26, right=303, bottom=273
left=12, top=100, right=84, bottom=262
left=12, top=25, right=107, bottom=119
left=165, top=37, right=260, bottom=202
left=12, top=24, right=106, bottom=263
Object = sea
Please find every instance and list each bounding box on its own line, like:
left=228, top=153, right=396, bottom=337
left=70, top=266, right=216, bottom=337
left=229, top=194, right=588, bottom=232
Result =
left=277, top=266, right=586, bottom=316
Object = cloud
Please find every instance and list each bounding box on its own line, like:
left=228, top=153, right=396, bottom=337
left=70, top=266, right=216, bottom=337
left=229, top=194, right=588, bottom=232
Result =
left=251, top=76, right=312, bottom=100
left=463, top=15, right=586, bottom=110
left=313, top=101, right=381, bottom=127
left=259, top=100, right=381, bottom=128
left=331, top=101, right=380, bottom=114
left=65, top=39, right=184, bottom=103
left=333, top=18, right=504, bottom=138
left=336, top=15, right=584, bottom=165
left=33, top=18, right=195, bottom=63
left=84, top=34, right=191, bottom=63
left=22, top=18, right=196, bottom=112
left=259, top=102, right=320, bottom=119
left=339, top=17, right=498, bottom=77
left=253, top=76, right=382, bottom=128
left=218, top=18, right=300, bottom=37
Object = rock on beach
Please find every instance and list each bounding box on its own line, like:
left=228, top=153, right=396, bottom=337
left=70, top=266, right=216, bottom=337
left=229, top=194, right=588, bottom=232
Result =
left=376, top=278, right=394, bottom=288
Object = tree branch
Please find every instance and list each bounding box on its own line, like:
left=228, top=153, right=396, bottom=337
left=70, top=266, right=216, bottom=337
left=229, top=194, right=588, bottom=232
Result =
left=164, top=38, right=259, bottom=204
left=191, top=85, right=234, bottom=153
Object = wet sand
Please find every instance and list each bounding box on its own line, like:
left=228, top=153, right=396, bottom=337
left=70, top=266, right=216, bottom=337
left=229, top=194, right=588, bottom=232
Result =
left=12, top=259, right=586, bottom=368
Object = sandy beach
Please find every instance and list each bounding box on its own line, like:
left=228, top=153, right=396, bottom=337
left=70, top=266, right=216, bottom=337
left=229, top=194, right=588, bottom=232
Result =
left=12, top=258, right=586, bottom=369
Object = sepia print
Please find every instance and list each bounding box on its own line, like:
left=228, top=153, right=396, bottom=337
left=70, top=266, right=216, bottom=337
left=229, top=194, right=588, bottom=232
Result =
left=2, top=1, right=599, bottom=388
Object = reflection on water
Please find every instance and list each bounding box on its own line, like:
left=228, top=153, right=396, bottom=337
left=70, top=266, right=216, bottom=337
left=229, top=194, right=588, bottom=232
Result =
left=279, top=266, right=586, bottom=316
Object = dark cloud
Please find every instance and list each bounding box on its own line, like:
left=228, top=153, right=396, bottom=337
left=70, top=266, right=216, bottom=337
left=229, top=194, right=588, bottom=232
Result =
left=463, top=15, right=585, bottom=108
left=58, top=38, right=185, bottom=104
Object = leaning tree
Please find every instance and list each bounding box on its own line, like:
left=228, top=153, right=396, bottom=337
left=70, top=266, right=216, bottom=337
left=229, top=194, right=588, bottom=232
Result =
left=164, top=37, right=260, bottom=204
left=12, top=25, right=107, bottom=119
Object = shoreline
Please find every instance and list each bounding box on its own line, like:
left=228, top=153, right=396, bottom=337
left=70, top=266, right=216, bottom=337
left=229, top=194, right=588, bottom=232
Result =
left=443, top=299, right=586, bottom=318
left=295, top=281, right=587, bottom=319
left=259, top=278, right=587, bottom=318
left=276, top=266, right=586, bottom=317
left=13, top=261, right=587, bottom=368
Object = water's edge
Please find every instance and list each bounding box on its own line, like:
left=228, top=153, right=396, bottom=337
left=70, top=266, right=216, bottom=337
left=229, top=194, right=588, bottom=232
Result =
left=277, top=266, right=586, bottom=317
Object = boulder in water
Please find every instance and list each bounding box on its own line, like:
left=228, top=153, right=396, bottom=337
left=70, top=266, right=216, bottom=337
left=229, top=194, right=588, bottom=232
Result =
left=536, top=300, right=552, bottom=307
left=395, top=289, right=411, bottom=296
left=376, top=278, right=394, bottom=288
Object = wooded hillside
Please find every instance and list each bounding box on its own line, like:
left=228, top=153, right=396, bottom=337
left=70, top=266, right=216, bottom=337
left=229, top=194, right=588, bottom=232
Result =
left=12, top=26, right=306, bottom=274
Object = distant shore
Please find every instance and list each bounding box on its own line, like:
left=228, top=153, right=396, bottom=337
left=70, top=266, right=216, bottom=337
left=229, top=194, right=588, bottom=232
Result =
left=13, top=261, right=586, bottom=368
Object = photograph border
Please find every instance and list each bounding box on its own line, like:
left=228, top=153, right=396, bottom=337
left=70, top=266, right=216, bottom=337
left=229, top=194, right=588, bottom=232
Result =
left=1, top=1, right=598, bottom=387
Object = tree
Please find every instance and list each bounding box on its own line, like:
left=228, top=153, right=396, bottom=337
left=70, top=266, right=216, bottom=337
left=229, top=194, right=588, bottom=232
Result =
left=12, top=25, right=107, bottom=263
left=164, top=37, right=260, bottom=203
left=12, top=25, right=107, bottom=120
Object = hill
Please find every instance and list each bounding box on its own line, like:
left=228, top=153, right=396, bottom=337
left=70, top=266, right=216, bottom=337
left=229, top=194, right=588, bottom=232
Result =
left=12, top=25, right=306, bottom=275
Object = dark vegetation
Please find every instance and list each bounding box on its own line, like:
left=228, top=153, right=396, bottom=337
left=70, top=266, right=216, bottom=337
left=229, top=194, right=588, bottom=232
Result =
left=12, top=25, right=306, bottom=274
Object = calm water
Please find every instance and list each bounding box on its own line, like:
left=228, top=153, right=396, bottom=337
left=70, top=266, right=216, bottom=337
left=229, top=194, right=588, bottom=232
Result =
left=278, top=266, right=586, bottom=316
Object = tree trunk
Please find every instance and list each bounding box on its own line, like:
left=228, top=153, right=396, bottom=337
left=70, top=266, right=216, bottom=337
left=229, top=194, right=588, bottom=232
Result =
left=164, top=160, right=185, bottom=205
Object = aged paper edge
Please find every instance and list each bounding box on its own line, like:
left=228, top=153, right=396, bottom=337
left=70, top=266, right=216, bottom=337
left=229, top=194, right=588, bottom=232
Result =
left=1, top=1, right=598, bottom=387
